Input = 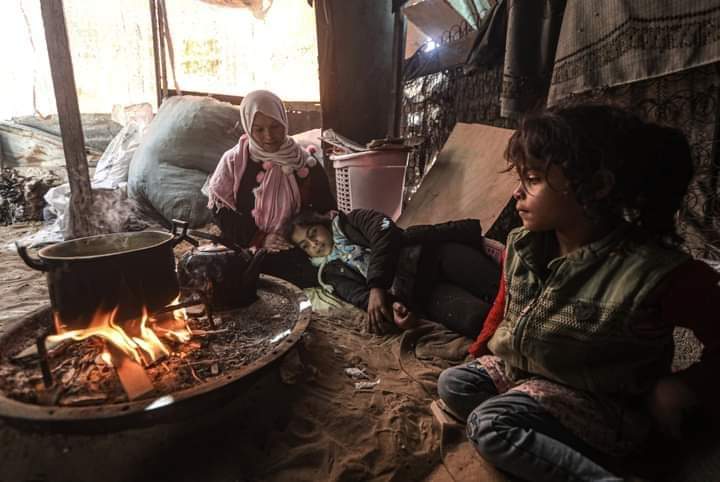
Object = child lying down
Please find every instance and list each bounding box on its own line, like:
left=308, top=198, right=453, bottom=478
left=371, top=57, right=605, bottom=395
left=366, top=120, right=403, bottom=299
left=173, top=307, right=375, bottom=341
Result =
left=285, top=208, right=500, bottom=336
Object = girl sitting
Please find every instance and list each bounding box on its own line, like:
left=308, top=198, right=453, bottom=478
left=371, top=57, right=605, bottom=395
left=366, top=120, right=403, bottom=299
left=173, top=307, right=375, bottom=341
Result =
left=437, top=104, right=720, bottom=481
left=286, top=208, right=501, bottom=336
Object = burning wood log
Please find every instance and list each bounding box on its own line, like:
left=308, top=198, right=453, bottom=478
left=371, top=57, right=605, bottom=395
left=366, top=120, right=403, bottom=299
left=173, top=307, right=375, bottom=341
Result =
left=107, top=345, right=155, bottom=401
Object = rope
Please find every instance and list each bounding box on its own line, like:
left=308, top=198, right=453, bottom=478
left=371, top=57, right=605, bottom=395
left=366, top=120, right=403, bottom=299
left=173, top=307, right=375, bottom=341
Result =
left=157, top=0, right=182, bottom=97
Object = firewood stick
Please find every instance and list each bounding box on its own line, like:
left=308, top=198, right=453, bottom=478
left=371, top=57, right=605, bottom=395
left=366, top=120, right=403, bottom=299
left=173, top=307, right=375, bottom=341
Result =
left=107, top=345, right=155, bottom=401
left=151, top=299, right=204, bottom=316
left=189, top=328, right=229, bottom=336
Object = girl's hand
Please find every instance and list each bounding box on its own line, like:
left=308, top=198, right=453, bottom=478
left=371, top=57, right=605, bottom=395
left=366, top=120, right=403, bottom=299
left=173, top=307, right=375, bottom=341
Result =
left=367, top=288, right=393, bottom=334
left=263, top=233, right=293, bottom=253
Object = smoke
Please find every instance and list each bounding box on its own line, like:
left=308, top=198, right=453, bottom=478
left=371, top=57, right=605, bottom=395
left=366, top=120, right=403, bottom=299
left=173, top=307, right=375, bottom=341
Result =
left=64, top=188, right=150, bottom=238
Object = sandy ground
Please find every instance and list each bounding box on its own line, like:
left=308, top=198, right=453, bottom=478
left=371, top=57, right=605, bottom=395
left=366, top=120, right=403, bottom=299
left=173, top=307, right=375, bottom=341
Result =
left=1, top=223, right=718, bottom=482
left=0, top=222, right=50, bottom=334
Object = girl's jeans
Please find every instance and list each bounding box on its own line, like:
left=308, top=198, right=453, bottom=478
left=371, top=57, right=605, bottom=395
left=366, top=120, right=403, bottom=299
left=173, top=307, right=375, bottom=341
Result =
left=438, top=360, right=624, bottom=482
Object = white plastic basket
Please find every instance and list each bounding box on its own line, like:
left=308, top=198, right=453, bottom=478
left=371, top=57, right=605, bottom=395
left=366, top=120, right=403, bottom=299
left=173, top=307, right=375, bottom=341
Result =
left=330, top=149, right=409, bottom=220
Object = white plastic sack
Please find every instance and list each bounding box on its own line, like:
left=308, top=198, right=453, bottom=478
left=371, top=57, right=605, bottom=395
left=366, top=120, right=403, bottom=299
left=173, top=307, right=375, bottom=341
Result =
left=92, top=103, right=154, bottom=189
left=92, top=122, right=143, bottom=189
left=43, top=183, right=72, bottom=229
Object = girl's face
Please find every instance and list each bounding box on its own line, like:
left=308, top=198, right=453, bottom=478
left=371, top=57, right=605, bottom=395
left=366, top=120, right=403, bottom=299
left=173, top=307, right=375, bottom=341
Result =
left=513, top=163, right=586, bottom=232
left=290, top=223, right=333, bottom=258
left=251, top=112, right=285, bottom=152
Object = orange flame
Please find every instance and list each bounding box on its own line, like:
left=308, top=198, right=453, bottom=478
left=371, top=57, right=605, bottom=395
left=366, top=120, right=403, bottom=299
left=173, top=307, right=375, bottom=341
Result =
left=100, top=351, right=113, bottom=366
left=48, top=297, right=192, bottom=366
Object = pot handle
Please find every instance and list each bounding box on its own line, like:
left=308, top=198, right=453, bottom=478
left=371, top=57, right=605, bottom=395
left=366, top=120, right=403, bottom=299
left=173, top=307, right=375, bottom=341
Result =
left=15, top=242, right=49, bottom=272
left=170, top=219, right=199, bottom=247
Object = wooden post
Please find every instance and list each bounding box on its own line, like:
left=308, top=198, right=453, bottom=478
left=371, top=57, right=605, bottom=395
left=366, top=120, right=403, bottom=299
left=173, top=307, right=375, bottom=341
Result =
left=158, top=0, right=168, bottom=101
left=149, top=0, right=163, bottom=109
left=39, top=0, right=94, bottom=239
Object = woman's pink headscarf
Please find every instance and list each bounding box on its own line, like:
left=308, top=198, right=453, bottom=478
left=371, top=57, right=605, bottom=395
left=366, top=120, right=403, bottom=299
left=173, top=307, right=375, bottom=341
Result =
left=207, top=90, right=316, bottom=235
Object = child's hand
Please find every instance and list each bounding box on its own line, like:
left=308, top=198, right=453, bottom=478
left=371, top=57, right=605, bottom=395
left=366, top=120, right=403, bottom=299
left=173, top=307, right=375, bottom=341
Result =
left=392, top=302, right=417, bottom=330
left=367, top=288, right=393, bottom=334
left=263, top=233, right=293, bottom=253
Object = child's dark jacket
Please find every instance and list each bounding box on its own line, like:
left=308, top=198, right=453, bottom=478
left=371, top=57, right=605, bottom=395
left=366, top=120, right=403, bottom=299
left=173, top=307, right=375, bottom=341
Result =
left=322, top=209, right=483, bottom=310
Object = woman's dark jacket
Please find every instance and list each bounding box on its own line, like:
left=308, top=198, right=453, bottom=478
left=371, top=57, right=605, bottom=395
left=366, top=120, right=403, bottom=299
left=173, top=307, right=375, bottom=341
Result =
left=322, top=209, right=483, bottom=310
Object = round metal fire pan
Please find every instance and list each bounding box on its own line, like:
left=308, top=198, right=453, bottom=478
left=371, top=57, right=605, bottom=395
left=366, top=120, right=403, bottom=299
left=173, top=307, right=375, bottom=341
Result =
left=0, top=275, right=311, bottom=434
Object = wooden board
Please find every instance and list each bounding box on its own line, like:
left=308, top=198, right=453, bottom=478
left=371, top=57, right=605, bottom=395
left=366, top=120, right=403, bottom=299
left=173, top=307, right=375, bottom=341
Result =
left=397, top=123, right=516, bottom=231
left=402, top=0, right=470, bottom=40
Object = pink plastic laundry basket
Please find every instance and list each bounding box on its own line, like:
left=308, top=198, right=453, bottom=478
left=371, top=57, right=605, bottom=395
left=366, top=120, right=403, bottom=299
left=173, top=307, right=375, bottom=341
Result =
left=330, top=149, right=409, bottom=220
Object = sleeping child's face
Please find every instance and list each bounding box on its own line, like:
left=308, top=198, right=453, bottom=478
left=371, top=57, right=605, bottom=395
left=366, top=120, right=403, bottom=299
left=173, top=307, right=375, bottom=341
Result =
left=290, top=223, right=333, bottom=258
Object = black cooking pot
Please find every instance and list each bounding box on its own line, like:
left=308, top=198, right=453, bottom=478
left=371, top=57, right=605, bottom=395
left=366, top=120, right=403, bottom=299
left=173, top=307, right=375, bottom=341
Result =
left=16, top=220, right=198, bottom=332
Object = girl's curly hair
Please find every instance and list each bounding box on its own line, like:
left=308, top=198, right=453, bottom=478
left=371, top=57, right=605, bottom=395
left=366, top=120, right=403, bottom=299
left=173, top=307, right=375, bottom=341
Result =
left=506, top=104, right=693, bottom=245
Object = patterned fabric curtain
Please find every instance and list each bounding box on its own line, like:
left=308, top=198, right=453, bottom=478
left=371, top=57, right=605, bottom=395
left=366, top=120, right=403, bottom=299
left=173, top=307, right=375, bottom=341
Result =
left=549, top=1, right=720, bottom=105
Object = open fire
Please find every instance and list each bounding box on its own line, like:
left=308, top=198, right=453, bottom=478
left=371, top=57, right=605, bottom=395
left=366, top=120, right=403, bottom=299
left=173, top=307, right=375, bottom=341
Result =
left=0, top=276, right=308, bottom=429
left=48, top=297, right=193, bottom=368
left=35, top=297, right=202, bottom=401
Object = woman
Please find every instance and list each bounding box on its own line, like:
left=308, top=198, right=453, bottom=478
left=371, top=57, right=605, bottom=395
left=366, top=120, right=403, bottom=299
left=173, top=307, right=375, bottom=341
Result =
left=207, top=90, right=336, bottom=287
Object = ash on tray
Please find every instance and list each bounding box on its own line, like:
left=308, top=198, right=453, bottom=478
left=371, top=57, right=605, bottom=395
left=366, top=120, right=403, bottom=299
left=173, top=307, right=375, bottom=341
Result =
left=0, top=289, right=297, bottom=407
